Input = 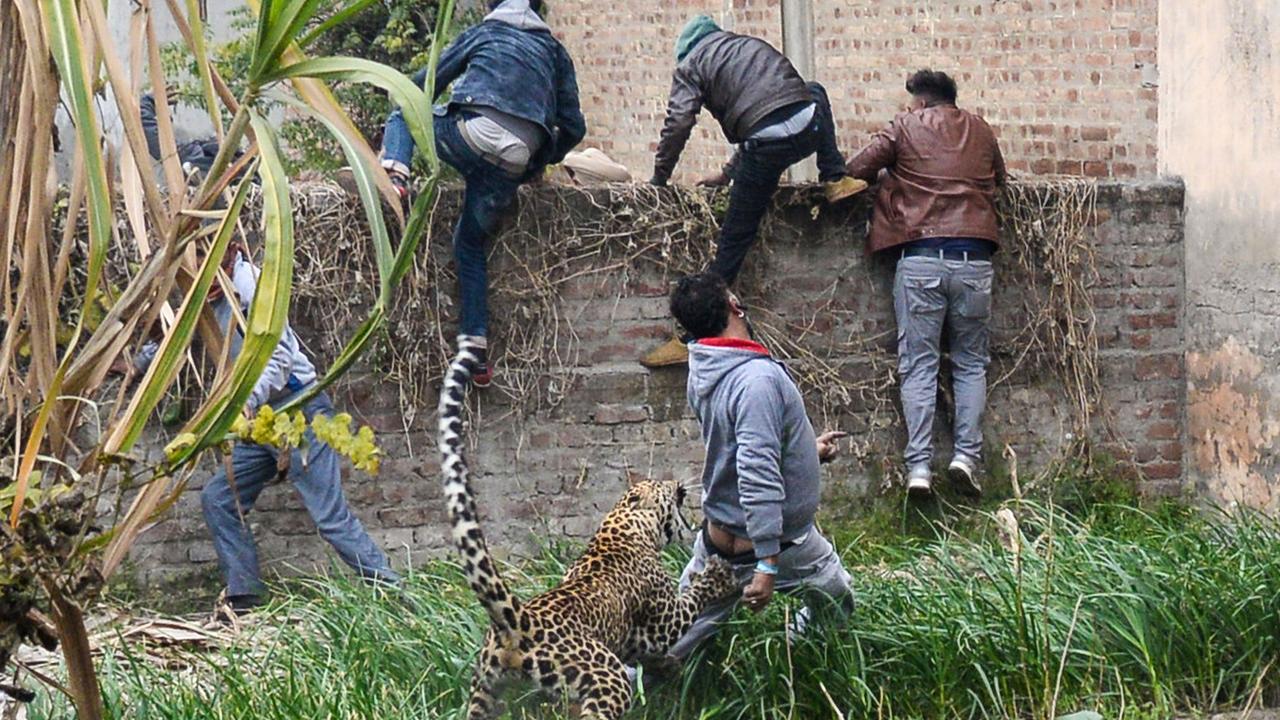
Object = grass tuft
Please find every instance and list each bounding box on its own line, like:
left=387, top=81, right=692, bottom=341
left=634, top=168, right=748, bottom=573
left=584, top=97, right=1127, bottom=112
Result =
left=25, top=501, right=1280, bottom=720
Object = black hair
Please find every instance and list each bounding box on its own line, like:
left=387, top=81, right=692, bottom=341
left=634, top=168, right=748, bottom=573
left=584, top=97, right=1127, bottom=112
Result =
left=670, top=273, right=731, bottom=339
left=490, top=0, right=543, bottom=12
left=906, top=69, right=958, bottom=104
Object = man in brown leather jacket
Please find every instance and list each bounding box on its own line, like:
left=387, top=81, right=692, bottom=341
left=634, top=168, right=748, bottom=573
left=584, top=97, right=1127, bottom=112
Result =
left=846, top=70, right=1007, bottom=499
left=642, top=15, right=865, bottom=368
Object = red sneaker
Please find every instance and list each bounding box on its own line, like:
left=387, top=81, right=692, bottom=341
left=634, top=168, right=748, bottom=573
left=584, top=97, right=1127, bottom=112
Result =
left=472, top=363, right=493, bottom=388
left=388, top=173, right=412, bottom=204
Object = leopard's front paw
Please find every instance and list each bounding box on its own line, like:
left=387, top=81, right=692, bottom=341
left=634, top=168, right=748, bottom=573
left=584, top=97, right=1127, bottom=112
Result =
left=698, top=556, right=739, bottom=599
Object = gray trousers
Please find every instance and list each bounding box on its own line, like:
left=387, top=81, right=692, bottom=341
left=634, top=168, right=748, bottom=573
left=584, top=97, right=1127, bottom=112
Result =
left=667, top=529, right=854, bottom=659
left=200, top=393, right=400, bottom=598
left=893, top=255, right=994, bottom=470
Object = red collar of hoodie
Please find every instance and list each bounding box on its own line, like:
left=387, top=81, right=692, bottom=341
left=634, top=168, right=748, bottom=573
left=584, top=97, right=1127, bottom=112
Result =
left=697, top=337, right=770, bottom=355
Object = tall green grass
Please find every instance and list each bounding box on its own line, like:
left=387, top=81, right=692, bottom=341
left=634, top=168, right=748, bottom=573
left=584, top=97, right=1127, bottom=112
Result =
left=27, top=503, right=1280, bottom=719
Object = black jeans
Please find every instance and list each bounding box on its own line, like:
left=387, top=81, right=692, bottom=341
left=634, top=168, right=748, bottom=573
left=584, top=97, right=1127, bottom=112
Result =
left=710, top=82, right=848, bottom=285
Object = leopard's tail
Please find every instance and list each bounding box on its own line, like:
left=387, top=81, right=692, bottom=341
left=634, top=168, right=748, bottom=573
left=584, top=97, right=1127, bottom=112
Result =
left=438, top=342, right=521, bottom=635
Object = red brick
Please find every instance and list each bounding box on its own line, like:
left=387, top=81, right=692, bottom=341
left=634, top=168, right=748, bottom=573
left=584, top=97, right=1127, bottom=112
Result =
left=1081, top=126, right=1110, bottom=142
left=1092, top=291, right=1119, bottom=309
left=1135, top=354, right=1184, bottom=381
left=1140, top=462, right=1182, bottom=481
left=1084, top=161, right=1110, bottom=177
left=1140, top=479, right=1185, bottom=497
left=1128, top=312, right=1178, bottom=330
left=621, top=323, right=673, bottom=340
left=1145, top=422, right=1181, bottom=441
left=1159, top=442, right=1183, bottom=462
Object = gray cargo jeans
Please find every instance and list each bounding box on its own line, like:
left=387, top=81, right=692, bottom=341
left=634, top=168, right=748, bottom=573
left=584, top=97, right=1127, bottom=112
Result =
left=893, top=255, right=995, bottom=471
left=200, top=393, right=400, bottom=598
left=667, top=529, right=854, bottom=659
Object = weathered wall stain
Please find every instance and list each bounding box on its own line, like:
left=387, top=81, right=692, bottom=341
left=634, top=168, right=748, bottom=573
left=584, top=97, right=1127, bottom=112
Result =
left=1160, top=0, right=1280, bottom=511
left=1188, top=337, right=1280, bottom=510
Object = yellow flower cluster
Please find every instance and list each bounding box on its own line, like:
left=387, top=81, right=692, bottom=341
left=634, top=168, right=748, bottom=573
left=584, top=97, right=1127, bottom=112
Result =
left=311, top=412, right=382, bottom=476
left=227, top=407, right=383, bottom=476
left=231, top=405, right=308, bottom=449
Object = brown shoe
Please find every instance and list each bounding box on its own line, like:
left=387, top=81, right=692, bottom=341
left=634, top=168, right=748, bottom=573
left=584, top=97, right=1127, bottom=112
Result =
left=823, top=176, right=869, bottom=203
left=640, top=337, right=689, bottom=368
left=334, top=167, right=360, bottom=196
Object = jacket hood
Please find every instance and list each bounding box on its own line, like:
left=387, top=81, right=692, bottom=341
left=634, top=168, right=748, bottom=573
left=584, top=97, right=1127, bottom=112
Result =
left=687, top=340, right=772, bottom=401
left=676, top=15, right=721, bottom=62
left=486, top=0, right=551, bottom=32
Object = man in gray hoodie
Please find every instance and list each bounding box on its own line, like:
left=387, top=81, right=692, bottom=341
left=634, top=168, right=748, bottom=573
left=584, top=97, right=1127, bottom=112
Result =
left=664, top=272, right=854, bottom=660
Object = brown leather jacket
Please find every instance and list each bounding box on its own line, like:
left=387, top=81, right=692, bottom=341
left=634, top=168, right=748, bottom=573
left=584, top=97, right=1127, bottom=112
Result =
left=652, top=31, right=813, bottom=184
left=846, top=104, right=1007, bottom=253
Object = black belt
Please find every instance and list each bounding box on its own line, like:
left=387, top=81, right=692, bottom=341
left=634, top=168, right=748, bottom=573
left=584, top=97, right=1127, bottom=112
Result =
left=741, top=116, right=820, bottom=152
left=900, top=247, right=992, bottom=262
left=456, top=119, right=528, bottom=177
left=701, top=524, right=797, bottom=565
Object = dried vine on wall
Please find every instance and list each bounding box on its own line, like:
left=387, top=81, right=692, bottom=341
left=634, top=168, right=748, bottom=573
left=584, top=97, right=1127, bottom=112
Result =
left=283, top=178, right=1101, bottom=480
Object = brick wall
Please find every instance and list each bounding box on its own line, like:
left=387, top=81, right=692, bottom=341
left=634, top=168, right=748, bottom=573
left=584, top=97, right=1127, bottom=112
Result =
left=550, top=0, right=1159, bottom=181
left=123, top=178, right=1184, bottom=591
left=1089, top=181, right=1187, bottom=495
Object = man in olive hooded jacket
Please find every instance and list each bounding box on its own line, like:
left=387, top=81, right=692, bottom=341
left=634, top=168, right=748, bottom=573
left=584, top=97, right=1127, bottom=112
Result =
left=642, top=16, right=865, bottom=368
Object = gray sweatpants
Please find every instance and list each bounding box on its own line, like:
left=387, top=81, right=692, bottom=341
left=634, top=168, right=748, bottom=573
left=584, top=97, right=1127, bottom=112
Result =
left=667, top=529, right=854, bottom=659
left=893, top=255, right=994, bottom=470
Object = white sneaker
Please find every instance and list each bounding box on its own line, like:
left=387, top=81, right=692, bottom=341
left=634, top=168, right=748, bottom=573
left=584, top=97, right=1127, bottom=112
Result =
left=786, top=605, right=812, bottom=641
left=906, top=465, right=933, bottom=498
left=947, top=455, right=983, bottom=497
left=623, top=664, right=638, bottom=691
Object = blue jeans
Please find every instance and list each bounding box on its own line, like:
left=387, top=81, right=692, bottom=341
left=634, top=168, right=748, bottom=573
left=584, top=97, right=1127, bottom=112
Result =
left=712, top=82, right=848, bottom=285
left=893, top=256, right=994, bottom=470
left=382, top=97, right=521, bottom=338
left=200, top=393, right=399, bottom=597
left=381, top=69, right=429, bottom=171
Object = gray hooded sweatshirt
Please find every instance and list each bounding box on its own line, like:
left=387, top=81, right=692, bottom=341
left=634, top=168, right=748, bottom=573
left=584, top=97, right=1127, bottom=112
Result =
left=687, top=341, right=821, bottom=559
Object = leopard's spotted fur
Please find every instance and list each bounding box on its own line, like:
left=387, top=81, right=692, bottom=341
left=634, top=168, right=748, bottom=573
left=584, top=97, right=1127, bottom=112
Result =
left=438, top=343, right=737, bottom=719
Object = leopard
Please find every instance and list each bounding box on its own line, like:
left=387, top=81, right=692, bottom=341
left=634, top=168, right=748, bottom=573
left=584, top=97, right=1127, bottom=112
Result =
left=437, top=341, right=738, bottom=719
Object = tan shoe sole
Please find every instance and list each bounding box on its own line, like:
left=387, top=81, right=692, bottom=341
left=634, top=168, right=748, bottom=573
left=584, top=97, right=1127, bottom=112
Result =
left=641, top=337, right=689, bottom=368
left=824, top=177, right=869, bottom=203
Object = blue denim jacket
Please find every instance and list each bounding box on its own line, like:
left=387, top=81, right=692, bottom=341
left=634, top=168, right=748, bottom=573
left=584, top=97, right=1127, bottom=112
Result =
left=427, top=20, right=586, bottom=169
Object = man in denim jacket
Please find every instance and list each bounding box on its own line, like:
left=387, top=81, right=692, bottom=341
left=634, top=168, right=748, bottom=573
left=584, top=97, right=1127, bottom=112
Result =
left=371, top=0, right=585, bottom=387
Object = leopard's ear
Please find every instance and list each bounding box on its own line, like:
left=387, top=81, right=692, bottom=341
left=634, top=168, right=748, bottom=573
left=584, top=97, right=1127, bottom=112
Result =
left=625, top=471, right=646, bottom=487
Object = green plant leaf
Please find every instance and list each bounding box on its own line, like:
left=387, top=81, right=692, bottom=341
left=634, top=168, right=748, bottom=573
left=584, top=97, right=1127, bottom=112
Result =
left=279, top=97, right=393, bottom=287
left=185, top=0, right=225, bottom=140
left=168, top=113, right=294, bottom=468
left=104, top=172, right=256, bottom=456
left=265, top=56, right=435, bottom=160
left=297, top=0, right=381, bottom=50
left=249, top=0, right=329, bottom=83
left=11, top=0, right=114, bottom=527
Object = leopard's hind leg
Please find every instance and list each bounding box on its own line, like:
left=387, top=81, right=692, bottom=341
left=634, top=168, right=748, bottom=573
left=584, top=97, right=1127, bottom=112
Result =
left=466, top=636, right=509, bottom=720
left=528, top=636, right=633, bottom=720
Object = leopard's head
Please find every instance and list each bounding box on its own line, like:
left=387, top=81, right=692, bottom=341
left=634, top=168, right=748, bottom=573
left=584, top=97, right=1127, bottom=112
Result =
left=615, top=476, right=695, bottom=551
